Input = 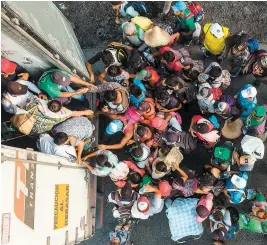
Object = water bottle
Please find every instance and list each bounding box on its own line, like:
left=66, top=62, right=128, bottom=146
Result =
left=143, top=50, right=155, bottom=64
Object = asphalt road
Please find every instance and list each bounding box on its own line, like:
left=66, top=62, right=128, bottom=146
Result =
left=79, top=42, right=267, bottom=245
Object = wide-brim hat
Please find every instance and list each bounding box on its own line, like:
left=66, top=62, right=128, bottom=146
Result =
left=144, top=26, right=171, bottom=48
left=222, top=118, right=243, bottom=139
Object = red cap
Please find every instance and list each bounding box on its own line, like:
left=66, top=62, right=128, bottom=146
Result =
left=159, top=181, right=171, bottom=197
left=137, top=196, right=150, bottom=213
left=1, top=57, right=17, bottom=74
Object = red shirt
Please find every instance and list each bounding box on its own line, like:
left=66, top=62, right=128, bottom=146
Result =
left=159, top=47, right=183, bottom=72
left=191, top=115, right=214, bottom=143
left=146, top=66, right=160, bottom=86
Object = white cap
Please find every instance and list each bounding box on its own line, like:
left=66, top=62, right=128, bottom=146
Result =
left=210, top=23, right=224, bottom=38
left=217, top=102, right=228, bottom=112
left=231, top=174, right=247, bottom=189
left=241, top=86, right=257, bottom=98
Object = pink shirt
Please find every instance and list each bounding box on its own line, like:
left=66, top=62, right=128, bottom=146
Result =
left=120, top=107, right=142, bottom=132
left=196, top=193, right=214, bottom=223
left=159, top=47, right=183, bottom=72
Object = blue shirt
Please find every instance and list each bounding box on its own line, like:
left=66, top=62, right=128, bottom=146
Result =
left=226, top=172, right=248, bottom=204
left=130, top=78, right=146, bottom=107
left=237, top=84, right=257, bottom=119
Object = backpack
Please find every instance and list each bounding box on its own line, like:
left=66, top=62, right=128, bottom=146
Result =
left=178, top=79, right=197, bottom=102
left=124, top=1, right=147, bottom=16
left=187, top=1, right=204, bottom=22
left=211, top=179, right=225, bottom=196
left=114, top=191, right=137, bottom=219
left=247, top=38, right=259, bottom=54
left=10, top=106, right=38, bottom=135
left=106, top=46, right=128, bottom=66
left=213, top=141, right=234, bottom=165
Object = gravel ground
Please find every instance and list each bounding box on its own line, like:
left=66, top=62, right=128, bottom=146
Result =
left=52, top=2, right=267, bottom=245
left=55, top=1, right=267, bottom=49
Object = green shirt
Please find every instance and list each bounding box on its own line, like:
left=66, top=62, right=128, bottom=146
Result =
left=38, top=69, right=71, bottom=98
left=177, top=8, right=195, bottom=31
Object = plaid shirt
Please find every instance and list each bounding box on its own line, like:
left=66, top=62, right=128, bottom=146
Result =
left=165, top=198, right=204, bottom=241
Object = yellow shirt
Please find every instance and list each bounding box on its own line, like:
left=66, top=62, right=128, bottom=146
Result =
left=203, top=23, right=230, bottom=55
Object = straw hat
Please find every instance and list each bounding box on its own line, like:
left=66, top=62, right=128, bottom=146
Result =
left=222, top=118, right=244, bottom=139
left=144, top=26, right=171, bottom=47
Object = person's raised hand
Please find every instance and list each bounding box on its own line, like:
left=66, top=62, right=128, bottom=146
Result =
left=101, top=106, right=109, bottom=113
left=85, top=110, right=94, bottom=116
left=77, top=88, right=89, bottom=94
left=243, top=65, right=249, bottom=74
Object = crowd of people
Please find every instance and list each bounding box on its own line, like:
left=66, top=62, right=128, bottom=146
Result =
left=1, top=1, right=267, bottom=245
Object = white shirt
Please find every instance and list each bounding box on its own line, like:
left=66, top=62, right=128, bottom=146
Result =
left=131, top=195, right=164, bottom=219
left=36, top=134, right=77, bottom=162
left=2, top=80, right=41, bottom=114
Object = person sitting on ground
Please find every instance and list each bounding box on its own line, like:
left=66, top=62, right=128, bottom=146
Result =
left=196, top=82, right=222, bottom=114
left=38, top=68, right=94, bottom=104
left=82, top=149, right=119, bottom=177
left=2, top=78, right=42, bottom=114
left=129, top=78, right=147, bottom=107
left=131, top=184, right=164, bottom=219
left=171, top=1, right=197, bottom=45
left=162, top=74, right=197, bottom=104
left=224, top=31, right=258, bottom=77
left=13, top=97, right=94, bottom=135
left=98, top=65, right=135, bottom=87
left=234, top=84, right=257, bottom=119
left=1, top=57, right=30, bottom=91
left=189, top=115, right=220, bottom=148
left=37, top=133, right=78, bottom=163
left=243, top=105, right=267, bottom=141
left=224, top=172, right=248, bottom=204
left=243, top=49, right=267, bottom=87
left=111, top=1, right=147, bottom=24
left=200, top=23, right=230, bottom=62
left=122, top=22, right=148, bottom=52
left=199, top=62, right=231, bottom=90
left=108, top=222, right=131, bottom=245
left=129, top=143, right=151, bottom=169
left=108, top=182, right=139, bottom=219
left=136, top=66, right=161, bottom=88
left=52, top=116, right=95, bottom=163
left=196, top=193, right=214, bottom=223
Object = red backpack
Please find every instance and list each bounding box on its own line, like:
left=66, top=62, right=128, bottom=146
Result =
left=187, top=2, right=204, bottom=21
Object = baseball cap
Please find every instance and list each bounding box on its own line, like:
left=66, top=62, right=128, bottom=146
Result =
left=253, top=105, right=266, bottom=118
left=158, top=180, right=171, bottom=197
left=231, top=174, right=247, bottom=189
left=172, top=1, right=187, bottom=12
left=241, top=86, right=257, bottom=98
left=136, top=69, right=151, bottom=80
left=123, top=22, right=136, bottom=36
left=137, top=196, right=150, bottom=213
left=1, top=57, right=17, bottom=74
left=210, top=23, right=224, bottom=39
left=51, top=71, right=71, bottom=86
left=106, top=120, right=123, bottom=134
left=216, top=102, right=228, bottom=112
left=7, top=81, right=28, bottom=95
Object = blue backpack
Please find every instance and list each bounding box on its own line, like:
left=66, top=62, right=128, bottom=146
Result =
left=247, top=38, right=259, bottom=54
left=124, top=1, right=147, bottom=16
